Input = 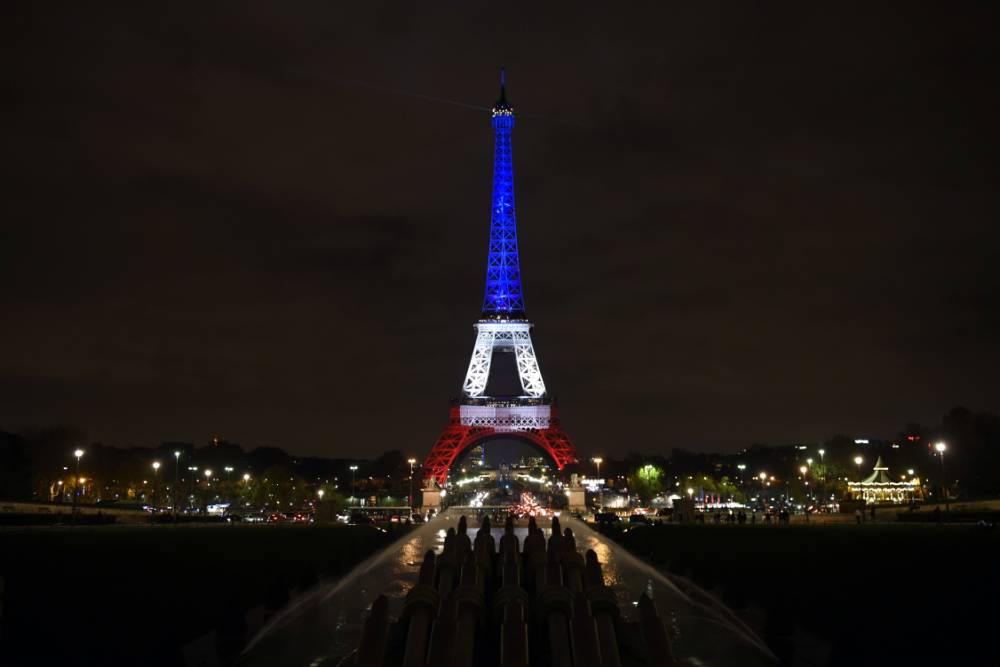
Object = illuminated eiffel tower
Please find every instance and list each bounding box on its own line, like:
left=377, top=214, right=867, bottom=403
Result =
left=422, top=71, right=579, bottom=486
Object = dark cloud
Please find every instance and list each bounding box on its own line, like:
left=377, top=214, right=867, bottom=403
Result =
left=4, top=2, right=999, bottom=456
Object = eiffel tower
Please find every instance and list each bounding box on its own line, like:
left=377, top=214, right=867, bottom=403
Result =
left=422, top=70, right=579, bottom=486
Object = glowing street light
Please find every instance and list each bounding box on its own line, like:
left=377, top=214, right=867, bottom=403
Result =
left=173, top=450, right=182, bottom=513
left=243, top=473, right=251, bottom=482
left=350, top=465, right=358, bottom=503
left=150, top=461, right=161, bottom=510
left=592, top=457, right=604, bottom=509
left=73, top=449, right=85, bottom=487
left=407, top=458, right=417, bottom=509
left=71, top=449, right=85, bottom=522
left=317, top=489, right=325, bottom=500
left=854, top=456, right=863, bottom=482
left=799, top=465, right=808, bottom=476
left=934, top=442, right=949, bottom=511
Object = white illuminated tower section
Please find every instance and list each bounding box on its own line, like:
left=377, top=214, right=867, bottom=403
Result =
left=422, top=71, right=578, bottom=486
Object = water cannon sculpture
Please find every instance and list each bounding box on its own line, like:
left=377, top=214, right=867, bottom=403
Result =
left=353, top=514, right=678, bottom=667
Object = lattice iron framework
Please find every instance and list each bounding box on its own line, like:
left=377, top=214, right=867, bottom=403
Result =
left=422, top=71, right=579, bottom=486
left=461, top=321, right=546, bottom=398
left=482, top=70, right=524, bottom=315
left=423, top=406, right=577, bottom=486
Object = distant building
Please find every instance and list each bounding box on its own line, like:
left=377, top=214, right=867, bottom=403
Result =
left=467, top=443, right=486, bottom=466
left=848, top=456, right=921, bottom=504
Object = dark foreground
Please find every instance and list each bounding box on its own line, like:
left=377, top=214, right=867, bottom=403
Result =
left=0, top=524, right=405, bottom=667
left=2, top=522, right=997, bottom=666
left=596, top=522, right=1000, bottom=665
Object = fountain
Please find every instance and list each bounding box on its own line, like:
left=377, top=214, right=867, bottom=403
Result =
left=239, top=511, right=775, bottom=666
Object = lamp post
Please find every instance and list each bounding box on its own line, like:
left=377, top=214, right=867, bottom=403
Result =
left=204, top=469, right=213, bottom=512
left=187, top=466, right=198, bottom=510
left=934, top=442, right=948, bottom=512
left=350, top=465, right=358, bottom=506
left=407, top=458, right=417, bottom=509
left=592, top=457, right=603, bottom=510
left=173, top=450, right=181, bottom=514
left=241, top=473, right=251, bottom=515
left=852, top=456, right=864, bottom=505
left=152, top=461, right=161, bottom=511
left=72, top=449, right=84, bottom=525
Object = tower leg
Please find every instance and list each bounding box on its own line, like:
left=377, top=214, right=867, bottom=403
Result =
left=423, top=424, right=473, bottom=487
left=462, top=329, right=495, bottom=397
left=536, top=424, right=578, bottom=470
left=513, top=329, right=546, bottom=397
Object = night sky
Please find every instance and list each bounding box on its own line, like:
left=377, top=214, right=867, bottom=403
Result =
left=5, top=3, right=999, bottom=458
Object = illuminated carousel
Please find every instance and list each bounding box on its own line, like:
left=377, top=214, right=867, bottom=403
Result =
left=848, top=456, right=921, bottom=504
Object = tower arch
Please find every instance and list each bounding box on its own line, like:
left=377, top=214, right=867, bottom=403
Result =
left=423, top=404, right=577, bottom=486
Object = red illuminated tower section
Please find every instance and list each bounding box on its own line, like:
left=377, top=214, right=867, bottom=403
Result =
left=422, top=71, right=579, bottom=486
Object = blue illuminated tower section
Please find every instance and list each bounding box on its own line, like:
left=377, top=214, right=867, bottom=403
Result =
left=482, top=70, right=525, bottom=315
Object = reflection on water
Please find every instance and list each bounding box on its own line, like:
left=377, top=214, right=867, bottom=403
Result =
left=239, top=511, right=775, bottom=666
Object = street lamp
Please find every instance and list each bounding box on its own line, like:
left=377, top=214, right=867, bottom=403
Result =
left=173, top=450, right=181, bottom=513
left=223, top=466, right=234, bottom=503
left=202, top=469, right=213, bottom=510
left=72, top=449, right=85, bottom=524
left=350, top=465, right=358, bottom=505
left=934, top=442, right=948, bottom=511
left=152, top=461, right=161, bottom=510
left=592, top=457, right=604, bottom=509
left=407, top=458, right=417, bottom=509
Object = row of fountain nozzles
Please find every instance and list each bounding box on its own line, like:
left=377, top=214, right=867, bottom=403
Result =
left=356, top=514, right=678, bottom=667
